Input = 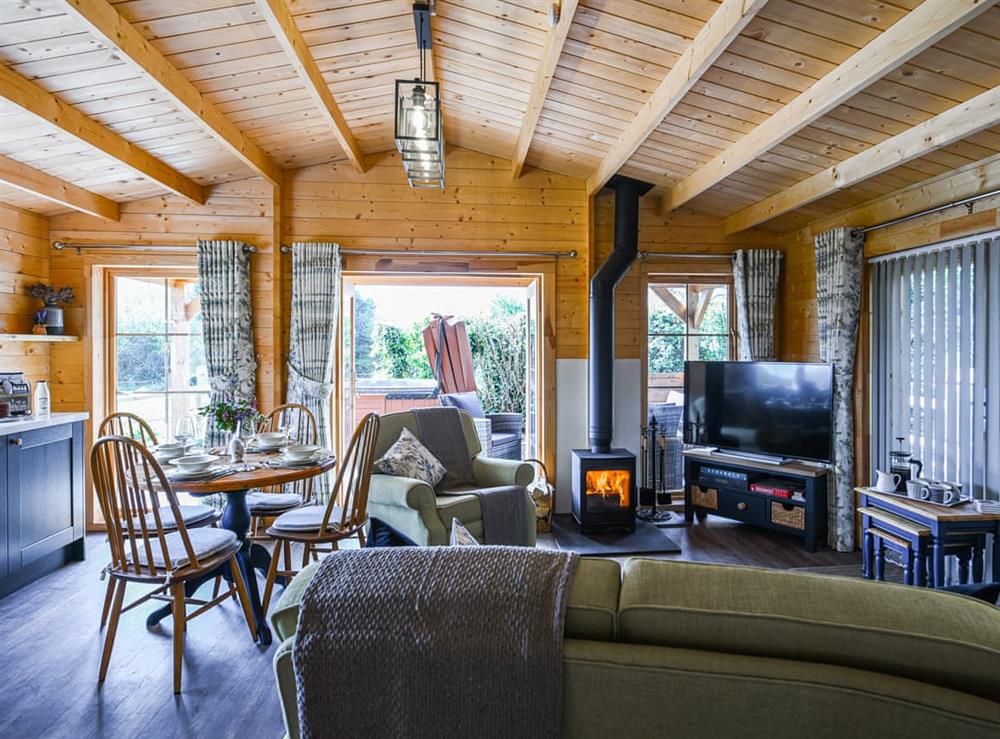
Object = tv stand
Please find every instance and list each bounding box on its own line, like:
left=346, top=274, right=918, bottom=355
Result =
left=683, top=450, right=828, bottom=551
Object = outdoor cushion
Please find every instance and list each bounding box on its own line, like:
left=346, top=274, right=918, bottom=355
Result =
left=618, top=558, right=1000, bottom=700
left=130, top=504, right=217, bottom=531
left=128, top=527, right=238, bottom=570
left=441, top=392, right=486, bottom=418
left=272, top=504, right=345, bottom=532
left=247, top=492, right=302, bottom=512
left=490, top=431, right=520, bottom=447
left=269, top=557, right=621, bottom=645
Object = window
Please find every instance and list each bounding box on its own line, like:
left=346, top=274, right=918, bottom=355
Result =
left=646, top=281, right=732, bottom=418
left=108, top=271, right=209, bottom=441
left=871, top=233, right=1000, bottom=500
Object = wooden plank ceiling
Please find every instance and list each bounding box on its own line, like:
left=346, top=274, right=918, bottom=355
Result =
left=0, top=0, right=998, bottom=233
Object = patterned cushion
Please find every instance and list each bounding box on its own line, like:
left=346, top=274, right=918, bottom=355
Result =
left=247, top=492, right=302, bottom=512
left=449, top=519, right=480, bottom=546
left=374, top=427, right=446, bottom=487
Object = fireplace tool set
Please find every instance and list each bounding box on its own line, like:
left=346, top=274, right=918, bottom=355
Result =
left=638, top=415, right=673, bottom=524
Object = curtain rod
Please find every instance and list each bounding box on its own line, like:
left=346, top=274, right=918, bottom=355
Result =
left=279, top=245, right=577, bottom=258
left=860, top=187, right=1000, bottom=234
left=638, top=251, right=731, bottom=260
left=867, top=227, right=1000, bottom=264
left=52, top=240, right=256, bottom=253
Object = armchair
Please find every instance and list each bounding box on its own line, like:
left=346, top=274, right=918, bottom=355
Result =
left=366, top=410, right=536, bottom=546
left=440, top=392, right=524, bottom=460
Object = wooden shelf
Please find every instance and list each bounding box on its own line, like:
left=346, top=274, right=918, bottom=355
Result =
left=0, top=333, right=80, bottom=343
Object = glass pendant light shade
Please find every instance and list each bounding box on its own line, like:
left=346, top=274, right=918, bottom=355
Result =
left=395, top=79, right=445, bottom=188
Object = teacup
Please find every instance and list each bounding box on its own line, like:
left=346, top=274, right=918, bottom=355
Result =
left=923, top=482, right=960, bottom=505
left=173, top=454, right=216, bottom=473
left=155, top=442, right=186, bottom=459
left=905, top=479, right=927, bottom=499
left=285, top=444, right=320, bottom=461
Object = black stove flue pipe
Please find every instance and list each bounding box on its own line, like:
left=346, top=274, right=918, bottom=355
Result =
left=589, top=175, right=654, bottom=454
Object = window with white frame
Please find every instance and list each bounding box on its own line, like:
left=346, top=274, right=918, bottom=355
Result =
left=870, top=232, right=1000, bottom=501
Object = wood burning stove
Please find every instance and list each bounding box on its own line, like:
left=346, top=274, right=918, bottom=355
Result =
left=571, top=450, right=636, bottom=533
left=571, top=175, right=651, bottom=534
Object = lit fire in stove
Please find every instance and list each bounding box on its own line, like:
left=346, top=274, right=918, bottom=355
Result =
left=585, top=469, right=631, bottom=511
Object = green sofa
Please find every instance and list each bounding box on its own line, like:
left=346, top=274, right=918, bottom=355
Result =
left=270, top=557, right=1000, bottom=739
left=366, top=409, right=536, bottom=546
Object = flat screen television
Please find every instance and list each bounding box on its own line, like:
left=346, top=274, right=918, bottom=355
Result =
left=683, top=361, right=834, bottom=463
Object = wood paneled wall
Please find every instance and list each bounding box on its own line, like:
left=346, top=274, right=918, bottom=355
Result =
left=0, top=204, right=50, bottom=387
left=48, top=178, right=280, bottom=414
left=284, top=149, right=590, bottom=359
left=592, top=190, right=777, bottom=359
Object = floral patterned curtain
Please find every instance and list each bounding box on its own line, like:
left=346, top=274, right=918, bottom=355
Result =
left=287, top=242, right=340, bottom=447
left=732, top=249, right=782, bottom=361
left=197, top=240, right=257, bottom=446
left=815, top=227, right=864, bottom=552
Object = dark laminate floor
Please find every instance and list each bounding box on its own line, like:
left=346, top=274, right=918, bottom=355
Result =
left=1, top=516, right=859, bottom=739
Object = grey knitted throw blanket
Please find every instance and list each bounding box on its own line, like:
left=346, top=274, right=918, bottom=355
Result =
left=293, top=546, right=579, bottom=739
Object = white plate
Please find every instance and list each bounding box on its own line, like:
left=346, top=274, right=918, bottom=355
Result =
left=277, top=450, right=332, bottom=467
left=168, top=464, right=228, bottom=480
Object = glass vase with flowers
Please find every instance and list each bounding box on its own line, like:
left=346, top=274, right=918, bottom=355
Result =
left=199, top=399, right=265, bottom=470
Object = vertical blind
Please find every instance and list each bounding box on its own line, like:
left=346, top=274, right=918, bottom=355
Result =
left=871, top=231, right=1000, bottom=501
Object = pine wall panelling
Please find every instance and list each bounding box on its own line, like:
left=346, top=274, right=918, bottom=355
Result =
left=0, top=204, right=52, bottom=388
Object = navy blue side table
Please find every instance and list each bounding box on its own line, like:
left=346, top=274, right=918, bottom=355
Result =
left=857, top=488, right=1000, bottom=588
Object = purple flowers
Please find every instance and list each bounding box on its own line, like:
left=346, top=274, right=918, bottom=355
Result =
left=199, top=399, right=264, bottom=433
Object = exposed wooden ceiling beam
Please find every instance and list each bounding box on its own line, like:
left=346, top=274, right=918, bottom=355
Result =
left=0, top=155, right=120, bottom=221
left=724, top=85, right=1000, bottom=234
left=256, top=0, right=366, bottom=173
left=510, top=0, right=579, bottom=179
left=661, top=0, right=996, bottom=214
left=586, top=0, right=767, bottom=196
left=60, top=0, right=283, bottom=185
left=0, top=65, right=205, bottom=205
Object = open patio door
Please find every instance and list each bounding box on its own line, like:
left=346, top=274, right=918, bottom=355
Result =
left=524, top=279, right=540, bottom=460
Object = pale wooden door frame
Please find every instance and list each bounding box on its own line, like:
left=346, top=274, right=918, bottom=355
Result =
left=336, top=260, right=557, bottom=479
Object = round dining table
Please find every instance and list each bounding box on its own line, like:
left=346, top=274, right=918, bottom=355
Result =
left=147, top=451, right=337, bottom=646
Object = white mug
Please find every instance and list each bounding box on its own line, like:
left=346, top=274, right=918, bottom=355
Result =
left=874, top=470, right=901, bottom=493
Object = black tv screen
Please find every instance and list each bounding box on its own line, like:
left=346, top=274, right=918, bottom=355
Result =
left=683, top=361, right=833, bottom=463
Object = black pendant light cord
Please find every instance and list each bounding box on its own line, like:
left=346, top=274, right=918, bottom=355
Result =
left=418, top=12, right=426, bottom=81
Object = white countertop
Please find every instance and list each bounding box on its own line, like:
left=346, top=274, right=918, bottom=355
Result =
left=0, top=412, right=89, bottom=436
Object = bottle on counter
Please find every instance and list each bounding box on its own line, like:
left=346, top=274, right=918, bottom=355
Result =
left=34, top=380, right=50, bottom=417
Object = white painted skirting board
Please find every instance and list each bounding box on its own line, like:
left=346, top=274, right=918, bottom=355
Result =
left=554, top=358, right=642, bottom=513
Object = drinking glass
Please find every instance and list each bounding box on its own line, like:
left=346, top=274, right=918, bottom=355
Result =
left=175, top=416, right=196, bottom=446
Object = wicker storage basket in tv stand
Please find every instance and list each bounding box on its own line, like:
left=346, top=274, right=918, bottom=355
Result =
left=683, top=450, right=828, bottom=551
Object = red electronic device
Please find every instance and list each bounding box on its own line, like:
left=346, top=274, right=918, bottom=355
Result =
left=749, top=483, right=793, bottom=499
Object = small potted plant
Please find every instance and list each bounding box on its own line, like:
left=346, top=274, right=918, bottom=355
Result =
left=199, top=399, right=265, bottom=465
left=27, top=284, right=74, bottom=336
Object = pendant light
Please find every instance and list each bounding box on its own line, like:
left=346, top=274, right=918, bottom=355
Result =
left=395, top=2, right=444, bottom=188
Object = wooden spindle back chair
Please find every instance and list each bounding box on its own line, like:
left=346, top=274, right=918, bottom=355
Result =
left=261, top=413, right=380, bottom=613
left=99, top=411, right=158, bottom=447
left=91, top=435, right=256, bottom=693
left=96, top=412, right=219, bottom=626
left=256, top=402, right=319, bottom=501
